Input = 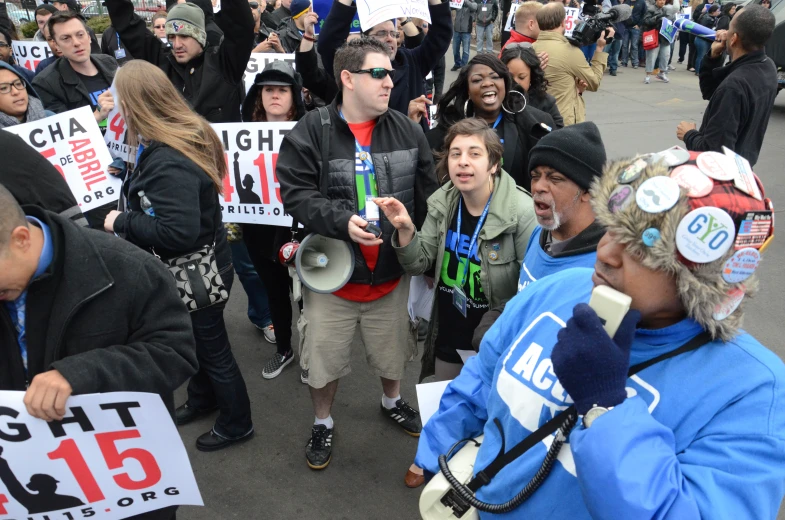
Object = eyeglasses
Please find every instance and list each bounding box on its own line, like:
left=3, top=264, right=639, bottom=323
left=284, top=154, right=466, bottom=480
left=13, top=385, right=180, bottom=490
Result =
left=153, top=24, right=166, bottom=29
left=370, top=30, right=400, bottom=39
left=249, top=2, right=259, bottom=7
left=0, top=80, right=26, bottom=95
left=0, top=42, right=10, bottom=48
left=350, top=68, right=396, bottom=80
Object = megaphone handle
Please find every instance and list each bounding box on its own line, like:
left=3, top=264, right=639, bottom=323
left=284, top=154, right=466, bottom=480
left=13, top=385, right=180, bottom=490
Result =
left=289, top=266, right=303, bottom=302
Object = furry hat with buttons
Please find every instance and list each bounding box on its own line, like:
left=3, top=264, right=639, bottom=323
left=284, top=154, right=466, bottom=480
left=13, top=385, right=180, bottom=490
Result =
left=591, top=148, right=773, bottom=342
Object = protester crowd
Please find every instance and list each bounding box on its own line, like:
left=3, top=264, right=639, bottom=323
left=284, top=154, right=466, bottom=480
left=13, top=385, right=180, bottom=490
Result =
left=0, top=0, right=784, bottom=516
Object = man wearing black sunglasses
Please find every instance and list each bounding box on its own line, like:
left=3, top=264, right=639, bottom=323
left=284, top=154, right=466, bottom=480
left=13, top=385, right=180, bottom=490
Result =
left=277, top=37, right=438, bottom=471
left=317, top=0, right=452, bottom=123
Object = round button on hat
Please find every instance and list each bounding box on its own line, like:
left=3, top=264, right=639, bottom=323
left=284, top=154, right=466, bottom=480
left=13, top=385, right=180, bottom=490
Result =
left=671, top=165, right=714, bottom=198
left=608, top=184, right=634, bottom=213
left=617, top=158, right=647, bottom=184
left=713, top=286, right=746, bottom=321
left=675, top=206, right=736, bottom=263
left=635, top=176, right=681, bottom=213
left=722, top=248, right=760, bottom=284
left=642, top=228, right=661, bottom=247
left=696, top=152, right=737, bottom=181
left=653, top=147, right=691, bottom=168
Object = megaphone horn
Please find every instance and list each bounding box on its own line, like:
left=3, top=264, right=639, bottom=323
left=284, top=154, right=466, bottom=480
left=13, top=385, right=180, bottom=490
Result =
left=674, top=18, right=716, bottom=40
left=294, top=233, right=355, bottom=294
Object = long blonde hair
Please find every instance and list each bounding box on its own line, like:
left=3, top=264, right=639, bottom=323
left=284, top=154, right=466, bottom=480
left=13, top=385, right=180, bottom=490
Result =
left=114, top=60, right=226, bottom=194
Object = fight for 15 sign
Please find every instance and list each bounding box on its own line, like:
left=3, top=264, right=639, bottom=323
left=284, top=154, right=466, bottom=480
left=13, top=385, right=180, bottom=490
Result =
left=0, top=392, right=202, bottom=520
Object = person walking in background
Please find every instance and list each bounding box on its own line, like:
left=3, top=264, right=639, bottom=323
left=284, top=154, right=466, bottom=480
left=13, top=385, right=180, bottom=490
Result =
left=641, top=0, right=673, bottom=84
left=451, top=0, right=477, bottom=70
left=620, top=0, right=646, bottom=68
left=607, top=0, right=627, bottom=76
left=103, top=60, right=254, bottom=452
left=241, top=60, right=306, bottom=381
left=475, top=0, right=499, bottom=54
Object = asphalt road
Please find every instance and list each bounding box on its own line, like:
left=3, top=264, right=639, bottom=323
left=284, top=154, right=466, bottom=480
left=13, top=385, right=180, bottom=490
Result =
left=174, top=47, right=785, bottom=520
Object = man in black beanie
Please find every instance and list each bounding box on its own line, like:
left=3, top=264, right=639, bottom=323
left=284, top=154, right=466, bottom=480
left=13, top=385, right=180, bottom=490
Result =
left=472, top=121, right=607, bottom=347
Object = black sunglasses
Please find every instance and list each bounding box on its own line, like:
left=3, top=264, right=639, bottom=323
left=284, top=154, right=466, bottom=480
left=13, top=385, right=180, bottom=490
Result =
left=350, top=68, right=395, bottom=80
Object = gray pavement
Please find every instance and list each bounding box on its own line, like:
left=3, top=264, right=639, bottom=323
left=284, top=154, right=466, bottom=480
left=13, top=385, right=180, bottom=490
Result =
left=175, top=48, right=785, bottom=519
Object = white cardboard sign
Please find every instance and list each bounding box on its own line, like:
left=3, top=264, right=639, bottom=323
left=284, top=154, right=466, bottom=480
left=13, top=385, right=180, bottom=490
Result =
left=103, top=84, right=132, bottom=161
left=211, top=122, right=296, bottom=226
left=564, top=7, right=580, bottom=37
left=2, top=107, right=121, bottom=212
left=11, top=41, right=54, bottom=73
left=243, top=53, right=296, bottom=94
left=0, top=392, right=202, bottom=520
left=356, top=0, right=431, bottom=32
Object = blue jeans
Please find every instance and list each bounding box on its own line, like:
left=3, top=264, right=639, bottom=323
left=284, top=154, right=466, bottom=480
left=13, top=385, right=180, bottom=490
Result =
left=476, top=24, right=493, bottom=53
left=229, top=240, right=272, bottom=328
left=581, top=42, right=597, bottom=63
left=607, top=37, right=622, bottom=71
left=187, top=266, right=254, bottom=439
left=621, top=27, right=641, bottom=66
left=694, top=37, right=710, bottom=74
left=452, top=31, right=471, bottom=67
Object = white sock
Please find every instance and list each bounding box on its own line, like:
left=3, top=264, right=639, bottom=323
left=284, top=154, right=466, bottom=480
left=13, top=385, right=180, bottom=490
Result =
left=314, top=415, right=334, bottom=429
left=382, top=394, right=401, bottom=410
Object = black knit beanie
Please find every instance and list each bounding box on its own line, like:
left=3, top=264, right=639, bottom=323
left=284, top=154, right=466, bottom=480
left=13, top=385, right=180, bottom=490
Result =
left=527, top=121, right=607, bottom=190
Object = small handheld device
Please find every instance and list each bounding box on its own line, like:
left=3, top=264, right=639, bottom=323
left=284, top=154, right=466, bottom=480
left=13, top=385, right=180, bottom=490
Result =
left=365, top=223, right=382, bottom=239
left=588, top=285, right=632, bottom=337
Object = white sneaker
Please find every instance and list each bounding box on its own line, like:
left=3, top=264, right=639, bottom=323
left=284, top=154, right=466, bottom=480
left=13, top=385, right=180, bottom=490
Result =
left=300, top=369, right=309, bottom=385
left=644, top=76, right=651, bottom=84
left=258, top=324, right=276, bottom=344
left=656, top=72, right=670, bottom=83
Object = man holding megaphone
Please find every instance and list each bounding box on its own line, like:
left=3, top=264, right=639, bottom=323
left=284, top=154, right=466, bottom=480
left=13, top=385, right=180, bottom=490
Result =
left=276, top=37, right=439, bottom=471
left=675, top=4, right=777, bottom=167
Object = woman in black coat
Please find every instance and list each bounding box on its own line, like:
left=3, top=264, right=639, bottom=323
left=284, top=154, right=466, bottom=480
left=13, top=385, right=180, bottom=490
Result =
left=500, top=43, right=564, bottom=129
left=426, top=53, right=555, bottom=191
left=104, top=60, right=254, bottom=453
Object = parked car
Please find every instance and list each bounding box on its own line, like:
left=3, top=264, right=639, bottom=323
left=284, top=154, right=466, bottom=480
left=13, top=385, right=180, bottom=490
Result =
left=765, top=0, right=785, bottom=91
left=5, top=2, right=32, bottom=25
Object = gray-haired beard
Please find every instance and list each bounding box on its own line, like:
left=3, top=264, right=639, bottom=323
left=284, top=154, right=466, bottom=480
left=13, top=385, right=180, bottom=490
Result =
left=538, top=198, right=561, bottom=231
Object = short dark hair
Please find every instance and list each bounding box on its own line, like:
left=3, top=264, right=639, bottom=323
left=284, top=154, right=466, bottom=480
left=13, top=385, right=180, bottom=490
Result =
left=537, top=2, right=566, bottom=31
left=34, top=4, right=57, bottom=19
left=500, top=44, right=549, bottom=99
left=333, top=37, right=390, bottom=91
left=48, top=11, right=87, bottom=41
left=0, top=184, right=28, bottom=252
left=435, top=118, right=505, bottom=184
left=732, top=4, right=775, bottom=51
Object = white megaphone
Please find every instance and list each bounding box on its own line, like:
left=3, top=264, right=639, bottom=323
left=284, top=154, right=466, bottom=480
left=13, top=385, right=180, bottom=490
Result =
left=419, top=436, right=484, bottom=520
left=294, top=233, right=355, bottom=294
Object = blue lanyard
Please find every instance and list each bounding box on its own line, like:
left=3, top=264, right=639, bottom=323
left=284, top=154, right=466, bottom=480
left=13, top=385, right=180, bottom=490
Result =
left=339, top=110, right=376, bottom=196
left=491, top=113, right=504, bottom=144
left=456, top=194, right=492, bottom=287
left=117, top=32, right=121, bottom=48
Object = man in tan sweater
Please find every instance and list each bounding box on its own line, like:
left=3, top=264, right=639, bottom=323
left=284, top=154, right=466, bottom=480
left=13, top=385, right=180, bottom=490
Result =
left=533, top=2, right=610, bottom=125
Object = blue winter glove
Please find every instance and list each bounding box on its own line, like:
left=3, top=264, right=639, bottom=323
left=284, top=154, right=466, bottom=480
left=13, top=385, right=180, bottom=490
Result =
left=551, top=303, right=641, bottom=416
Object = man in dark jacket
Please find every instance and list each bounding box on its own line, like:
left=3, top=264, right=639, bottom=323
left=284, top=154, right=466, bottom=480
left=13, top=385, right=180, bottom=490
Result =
left=0, top=132, right=86, bottom=227
left=100, top=25, right=133, bottom=65
left=677, top=5, right=777, bottom=167
left=0, top=186, right=197, bottom=520
left=620, top=0, right=646, bottom=67
left=277, top=38, right=438, bottom=471
left=277, top=0, right=310, bottom=52
left=105, top=0, right=253, bottom=123
left=32, top=12, right=117, bottom=123
left=267, top=0, right=291, bottom=28
left=318, top=0, right=452, bottom=119
left=166, top=0, right=225, bottom=47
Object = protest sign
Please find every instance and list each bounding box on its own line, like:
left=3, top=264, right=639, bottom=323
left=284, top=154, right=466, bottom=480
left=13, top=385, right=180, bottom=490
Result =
left=0, top=391, right=202, bottom=520
left=564, top=7, right=580, bottom=38
left=11, top=41, right=54, bottom=73
left=103, top=84, right=132, bottom=161
left=450, top=0, right=463, bottom=8
left=660, top=18, right=677, bottom=44
left=3, top=107, right=121, bottom=212
left=211, top=122, right=296, bottom=226
left=313, top=0, right=361, bottom=33
left=504, top=0, right=520, bottom=31
left=243, top=53, right=296, bottom=94
left=355, top=0, right=431, bottom=32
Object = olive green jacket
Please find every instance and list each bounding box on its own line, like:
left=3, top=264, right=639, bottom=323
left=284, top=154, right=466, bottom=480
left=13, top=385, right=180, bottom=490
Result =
left=392, top=170, right=537, bottom=380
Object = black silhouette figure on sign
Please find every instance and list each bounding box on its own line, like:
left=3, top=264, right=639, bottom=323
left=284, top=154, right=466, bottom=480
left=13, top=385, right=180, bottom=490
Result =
left=233, top=151, right=262, bottom=204
left=0, top=447, right=85, bottom=514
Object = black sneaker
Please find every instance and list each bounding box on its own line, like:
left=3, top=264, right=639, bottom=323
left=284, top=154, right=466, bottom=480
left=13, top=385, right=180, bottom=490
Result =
left=262, top=350, right=294, bottom=379
left=306, top=425, right=333, bottom=470
left=381, top=399, right=422, bottom=437
left=450, top=64, right=461, bottom=71
left=175, top=403, right=218, bottom=426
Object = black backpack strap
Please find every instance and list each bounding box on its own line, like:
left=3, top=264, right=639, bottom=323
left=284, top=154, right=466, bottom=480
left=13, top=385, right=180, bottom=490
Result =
left=290, top=106, right=332, bottom=235
left=467, top=330, right=713, bottom=492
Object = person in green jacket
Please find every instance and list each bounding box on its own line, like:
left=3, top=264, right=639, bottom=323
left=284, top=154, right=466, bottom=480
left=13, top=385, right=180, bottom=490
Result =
left=376, top=117, right=537, bottom=488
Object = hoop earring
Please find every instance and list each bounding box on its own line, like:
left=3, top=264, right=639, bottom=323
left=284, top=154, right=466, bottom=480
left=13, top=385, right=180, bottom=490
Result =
left=439, top=172, right=456, bottom=192
left=501, top=90, right=527, bottom=115
left=464, top=99, right=472, bottom=118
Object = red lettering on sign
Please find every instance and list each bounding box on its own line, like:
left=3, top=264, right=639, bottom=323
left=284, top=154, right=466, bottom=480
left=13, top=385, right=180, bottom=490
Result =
left=271, top=152, right=282, bottom=203
left=253, top=153, right=270, bottom=205
left=109, top=113, right=125, bottom=142
left=40, top=147, right=65, bottom=178
left=69, top=139, right=92, bottom=153
left=73, top=147, right=97, bottom=163
left=222, top=153, right=234, bottom=202
left=96, top=430, right=162, bottom=491
left=0, top=493, right=8, bottom=514
left=48, top=439, right=106, bottom=503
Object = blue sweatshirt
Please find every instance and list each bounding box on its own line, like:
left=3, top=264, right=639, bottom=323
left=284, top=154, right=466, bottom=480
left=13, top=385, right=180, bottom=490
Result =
left=416, top=267, right=785, bottom=519
left=518, top=227, right=598, bottom=292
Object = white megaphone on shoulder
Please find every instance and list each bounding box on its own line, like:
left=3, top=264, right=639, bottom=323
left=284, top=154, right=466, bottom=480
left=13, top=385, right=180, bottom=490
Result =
left=287, top=234, right=355, bottom=297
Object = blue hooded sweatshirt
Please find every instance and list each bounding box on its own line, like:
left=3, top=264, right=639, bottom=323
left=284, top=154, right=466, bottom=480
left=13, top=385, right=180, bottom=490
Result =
left=416, top=267, right=785, bottom=519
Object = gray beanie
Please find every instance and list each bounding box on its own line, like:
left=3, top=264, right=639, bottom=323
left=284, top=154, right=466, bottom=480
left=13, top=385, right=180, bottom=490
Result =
left=166, top=3, right=207, bottom=48
left=527, top=122, right=607, bottom=190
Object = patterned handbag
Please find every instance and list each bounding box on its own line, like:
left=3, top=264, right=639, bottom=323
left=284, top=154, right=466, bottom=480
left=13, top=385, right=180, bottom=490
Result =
left=164, top=244, right=229, bottom=312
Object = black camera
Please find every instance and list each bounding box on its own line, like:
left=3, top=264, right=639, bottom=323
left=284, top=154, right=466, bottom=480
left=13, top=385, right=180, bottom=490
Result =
left=567, top=4, right=632, bottom=47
